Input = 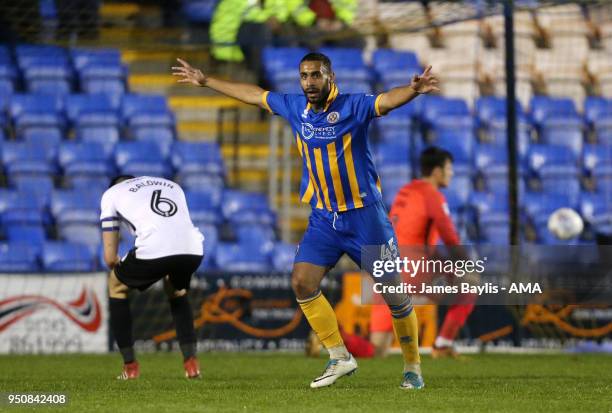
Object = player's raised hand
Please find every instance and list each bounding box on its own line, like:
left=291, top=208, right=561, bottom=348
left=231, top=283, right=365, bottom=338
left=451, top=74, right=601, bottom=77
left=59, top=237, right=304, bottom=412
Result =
left=172, top=58, right=207, bottom=87
left=410, top=65, right=440, bottom=94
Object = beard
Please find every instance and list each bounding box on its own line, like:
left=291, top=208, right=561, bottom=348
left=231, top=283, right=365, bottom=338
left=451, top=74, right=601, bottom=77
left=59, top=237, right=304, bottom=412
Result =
left=303, top=82, right=331, bottom=106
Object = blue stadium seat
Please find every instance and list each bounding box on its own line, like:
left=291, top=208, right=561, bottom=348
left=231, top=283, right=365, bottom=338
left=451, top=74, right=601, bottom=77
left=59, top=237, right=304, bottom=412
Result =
left=486, top=116, right=531, bottom=158
left=16, top=44, right=67, bottom=63
left=375, top=142, right=411, bottom=165
left=114, top=141, right=172, bottom=178
left=470, top=191, right=509, bottom=225
left=480, top=224, right=509, bottom=244
left=474, top=145, right=508, bottom=190
left=376, top=103, right=415, bottom=130
left=2, top=142, right=57, bottom=176
left=274, top=80, right=303, bottom=94
left=79, top=64, right=127, bottom=96
left=65, top=93, right=119, bottom=127
left=42, top=241, right=95, bottom=272
left=197, top=224, right=218, bottom=270
left=214, top=242, right=270, bottom=272
left=23, top=61, right=74, bottom=94
left=421, top=96, right=470, bottom=129
left=262, top=47, right=309, bottom=83
left=58, top=141, right=114, bottom=177
left=334, top=80, right=372, bottom=93
left=584, top=96, right=612, bottom=127
left=594, top=113, right=612, bottom=142
left=171, top=141, right=225, bottom=176
left=583, top=144, right=612, bottom=179
left=6, top=225, right=46, bottom=247
left=0, top=64, right=17, bottom=94
left=527, top=145, right=580, bottom=202
left=131, top=127, right=175, bottom=156
left=0, top=191, right=45, bottom=226
left=185, top=189, right=223, bottom=225
left=9, top=94, right=65, bottom=134
left=121, top=94, right=170, bottom=121
left=380, top=171, right=411, bottom=209
left=272, top=242, right=296, bottom=272
left=70, top=48, right=122, bottom=71
left=222, top=189, right=275, bottom=225
left=529, top=96, right=578, bottom=128
left=20, top=129, right=63, bottom=148
left=235, top=224, right=276, bottom=245
left=475, top=96, right=522, bottom=129
left=12, top=176, right=54, bottom=212
left=77, top=126, right=120, bottom=155
left=434, top=130, right=475, bottom=164
left=319, top=48, right=371, bottom=82
left=523, top=192, right=575, bottom=228
left=50, top=189, right=100, bottom=225
left=579, top=192, right=612, bottom=228
left=181, top=0, right=219, bottom=23
left=59, top=224, right=101, bottom=255
left=372, top=49, right=421, bottom=86
left=540, top=115, right=584, bottom=156
left=0, top=243, right=40, bottom=272
left=69, top=176, right=110, bottom=191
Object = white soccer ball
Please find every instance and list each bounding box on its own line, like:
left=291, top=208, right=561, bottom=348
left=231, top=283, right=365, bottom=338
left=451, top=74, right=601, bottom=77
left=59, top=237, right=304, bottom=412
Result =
left=547, top=208, right=584, bottom=240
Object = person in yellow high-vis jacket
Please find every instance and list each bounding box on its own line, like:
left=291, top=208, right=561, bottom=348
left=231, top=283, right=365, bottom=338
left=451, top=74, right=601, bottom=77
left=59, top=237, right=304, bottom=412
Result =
left=210, top=0, right=316, bottom=63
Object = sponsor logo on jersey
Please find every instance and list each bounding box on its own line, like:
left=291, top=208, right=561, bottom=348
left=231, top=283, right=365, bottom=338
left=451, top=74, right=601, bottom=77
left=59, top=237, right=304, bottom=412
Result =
left=301, top=123, right=336, bottom=140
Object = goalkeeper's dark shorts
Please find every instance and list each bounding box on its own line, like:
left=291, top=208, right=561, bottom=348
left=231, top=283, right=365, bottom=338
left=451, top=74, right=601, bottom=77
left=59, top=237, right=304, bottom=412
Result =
left=114, top=248, right=203, bottom=291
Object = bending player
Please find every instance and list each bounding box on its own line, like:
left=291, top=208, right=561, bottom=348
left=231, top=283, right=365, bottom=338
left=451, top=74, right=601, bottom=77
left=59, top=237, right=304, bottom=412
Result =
left=370, top=147, right=476, bottom=358
left=100, top=175, right=204, bottom=380
left=173, top=53, right=438, bottom=389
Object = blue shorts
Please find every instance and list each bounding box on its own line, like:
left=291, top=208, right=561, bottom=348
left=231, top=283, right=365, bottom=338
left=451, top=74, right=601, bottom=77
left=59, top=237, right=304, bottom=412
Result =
left=295, top=199, right=398, bottom=272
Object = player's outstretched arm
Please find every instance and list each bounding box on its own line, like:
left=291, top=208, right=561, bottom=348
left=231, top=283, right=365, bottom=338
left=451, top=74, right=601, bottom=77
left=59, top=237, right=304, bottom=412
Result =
left=376, top=65, right=440, bottom=116
left=172, top=58, right=267, bottom=109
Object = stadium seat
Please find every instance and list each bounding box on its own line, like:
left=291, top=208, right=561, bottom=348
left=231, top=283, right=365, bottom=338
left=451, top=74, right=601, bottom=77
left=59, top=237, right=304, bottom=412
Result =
left=584, top=96, right=612, bottom=127
left=474, top=145, right=508, bottom=190
left=65, top=93, right=119, bottom=127
left=20, top=129, right=63, bottom=149
left=50, top=189, right=100, bottom=225
left=0, top=64, right=18, bottom=95
left=181, top=0, right=219, bottom=23
left=583, top=144, right=612, bottom=179
left=523, top=192, right=575, bottom=228
left=42, top=241, right=95, bottom=272
left=221, top=189, right=276, bottom=225
left=195, top=224, right=218, bottom=271
left=475, top=96, right=523, bottom=129
left=235, top=224, right=276, bottom=245
left=2, top=142, right=58, bottom=176
left=433, top=130, right=475, bottom=164
left=375, top=142, right=411, bottom=165
left=529, top=96, right=578, bottom=128
left=470, top=191, right=509, bottom=225
left=58, top=141, right=114, bottom=177
left=579, top=192, right=612, bottom=228
left=179, top=173, right=225, bottom=193
left=71, top=48, right=122, bottom=71
left=23, top=61, right=74, bottom=94
left=131, top=127, right=175, bottom=156
left=380, top=169, right=411, bottom=208
left=372, top=49, right=421, bottom=86
left=77, top=125, right=120, bottom=155
left=262, top=47, right=309, bottom=84
left=0, top=191, right=45, bottom=226
left=539, top=115, right=584, bottom=157
left=5, top=225, right=46, bottom=247
left=214, top=242, right=271, bottom=272
left=12, top=176, right=54, bottom=213
left=78, top=63, right=127, bottom=96
left=185, top=189, right=223, bottom=225
left=0, top=243, right=40, bottom=272
left=527, top=145, right=580, bottom=201
left=122, top=94, right=171, bottom=121
left=421, top=96, right=470, bottom=129
left=114, top=141, right=172, bottom=178
left=272, top=242, right=296, bottom=272
left=15, top=44, right=68, bottom=67
left=59, top=224, right=101, bottom=255
left=171, top=141, right=225, bottom=176
left=9, top=94, right=65, bottom=134
left=318, top=48, right=371, bottom=83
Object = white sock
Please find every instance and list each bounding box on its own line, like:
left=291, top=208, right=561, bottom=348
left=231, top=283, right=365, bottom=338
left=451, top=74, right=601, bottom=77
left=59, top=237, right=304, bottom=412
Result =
left=328, top=345, right=350, bottom=360
left=435, top=336, right=454, bottom=348
left=404, top=362, right=421, bottom=375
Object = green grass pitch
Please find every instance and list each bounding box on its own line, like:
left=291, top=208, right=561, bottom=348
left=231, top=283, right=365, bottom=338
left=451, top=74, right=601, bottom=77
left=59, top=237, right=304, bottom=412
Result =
left=1, top=353, right=611, bottom=412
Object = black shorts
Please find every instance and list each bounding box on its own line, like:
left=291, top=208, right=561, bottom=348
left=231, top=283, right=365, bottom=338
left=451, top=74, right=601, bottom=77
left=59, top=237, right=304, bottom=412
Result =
left=114, top=249, right=203, bottom=292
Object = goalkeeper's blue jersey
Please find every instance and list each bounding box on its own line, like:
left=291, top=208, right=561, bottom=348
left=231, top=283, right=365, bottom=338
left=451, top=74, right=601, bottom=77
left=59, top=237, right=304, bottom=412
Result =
left=263, top=84, right=384, bottom=212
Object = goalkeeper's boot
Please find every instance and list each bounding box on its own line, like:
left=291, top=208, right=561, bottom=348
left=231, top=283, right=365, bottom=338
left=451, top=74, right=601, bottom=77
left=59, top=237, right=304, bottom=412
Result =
left=117, top=361, right=140, bottom=380
left=184, top=356, right=201, bottom=379
left=432, top=345, right=461, bottom=359
left=310, top=354, right=357, bottom=388
left=400, top=371, right=425, bottom=390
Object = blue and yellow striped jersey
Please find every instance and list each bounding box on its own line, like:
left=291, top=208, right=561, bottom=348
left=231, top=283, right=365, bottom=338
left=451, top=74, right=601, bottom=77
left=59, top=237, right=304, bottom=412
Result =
left=263, top=85, right=384, bottom=212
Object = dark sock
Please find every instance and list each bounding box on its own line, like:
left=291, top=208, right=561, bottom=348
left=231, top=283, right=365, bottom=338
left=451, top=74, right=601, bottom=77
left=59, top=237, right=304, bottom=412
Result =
left=109, top=298, right=135, bottom=363
left=169, top=295, right=197, bottom=360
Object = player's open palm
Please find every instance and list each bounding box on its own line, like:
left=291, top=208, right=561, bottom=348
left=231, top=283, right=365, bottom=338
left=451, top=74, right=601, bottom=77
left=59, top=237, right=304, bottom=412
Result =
left=411, top=65, right=440, bottom=94
left=172, top=58, right=206, bottom=87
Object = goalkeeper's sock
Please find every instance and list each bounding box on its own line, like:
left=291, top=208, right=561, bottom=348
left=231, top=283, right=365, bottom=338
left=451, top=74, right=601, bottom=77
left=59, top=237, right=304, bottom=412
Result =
left=169, top=295, right=197, bottom=361
left=297, top=290, right=349, bottom=360
left=109, top=297, right=135, bottom=363
left=436, top=303, right=475, bottom=345
left=389, top=299, right=421, bottom=373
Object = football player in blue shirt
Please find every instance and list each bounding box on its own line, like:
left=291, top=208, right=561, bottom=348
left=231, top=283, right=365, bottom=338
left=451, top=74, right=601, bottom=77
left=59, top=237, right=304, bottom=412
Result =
left=173, top=52, right=438, bottom=389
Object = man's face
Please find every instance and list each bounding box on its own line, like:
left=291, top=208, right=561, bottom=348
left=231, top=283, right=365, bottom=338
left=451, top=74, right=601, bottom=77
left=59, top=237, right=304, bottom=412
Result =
left=299, top=60, right=333, bottom=106
left=438, top=159, right=454, bottom=188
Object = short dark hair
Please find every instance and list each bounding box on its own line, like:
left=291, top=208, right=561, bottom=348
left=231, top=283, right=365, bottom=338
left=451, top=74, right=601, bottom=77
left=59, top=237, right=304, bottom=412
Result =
left=109, top=175, right=135, bottom=188
left=420, top=146, right=453, bottom=177
left=300, top=52, right=332, bottom=73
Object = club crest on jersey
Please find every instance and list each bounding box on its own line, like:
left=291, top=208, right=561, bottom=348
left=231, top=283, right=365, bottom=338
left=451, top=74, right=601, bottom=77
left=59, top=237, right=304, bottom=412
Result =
left=326, top=111, right=340, bottom=124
